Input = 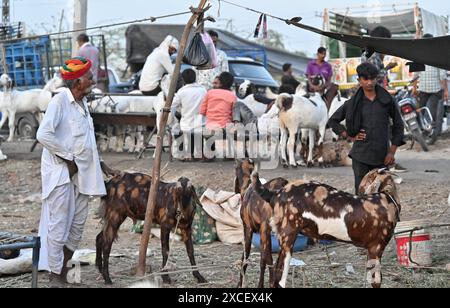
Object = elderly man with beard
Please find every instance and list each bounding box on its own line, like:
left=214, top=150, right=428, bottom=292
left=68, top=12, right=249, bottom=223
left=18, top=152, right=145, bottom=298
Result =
left=37, top=57, right=107, bottom=287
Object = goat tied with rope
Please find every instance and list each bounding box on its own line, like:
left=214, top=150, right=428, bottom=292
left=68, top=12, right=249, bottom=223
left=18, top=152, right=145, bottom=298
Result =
left=96, top=170, right=207, bottom=285
left=252, top=168, right=402, bottom=289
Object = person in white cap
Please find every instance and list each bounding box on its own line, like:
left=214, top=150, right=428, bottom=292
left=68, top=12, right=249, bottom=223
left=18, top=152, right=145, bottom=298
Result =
left=139, top=35, right=179, bottom=96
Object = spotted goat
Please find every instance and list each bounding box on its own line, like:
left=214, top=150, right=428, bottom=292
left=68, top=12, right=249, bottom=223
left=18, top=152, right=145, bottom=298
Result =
left=235, top=159, right=288, bottom=288
left=252, top=169, right=402, bottom=288
left=96, top=172, right=207, bottom=285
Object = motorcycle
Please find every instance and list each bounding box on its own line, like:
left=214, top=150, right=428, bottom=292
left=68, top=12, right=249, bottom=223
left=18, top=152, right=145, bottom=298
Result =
left=394, top=78, right=434, bottom=152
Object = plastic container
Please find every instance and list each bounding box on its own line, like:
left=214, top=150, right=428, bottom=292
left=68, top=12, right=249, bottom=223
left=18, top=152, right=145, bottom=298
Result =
left=395, top=220, right=432, bottom=268
left=252, top=233, right=308, bottom=253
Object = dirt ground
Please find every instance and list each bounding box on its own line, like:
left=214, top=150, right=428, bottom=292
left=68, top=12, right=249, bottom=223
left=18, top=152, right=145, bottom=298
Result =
left=0, top=136, right=449, bottom=288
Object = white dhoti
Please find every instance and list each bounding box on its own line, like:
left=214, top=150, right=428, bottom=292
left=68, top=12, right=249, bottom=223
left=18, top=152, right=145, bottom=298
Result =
left=38, top=183, right=90, bottom=274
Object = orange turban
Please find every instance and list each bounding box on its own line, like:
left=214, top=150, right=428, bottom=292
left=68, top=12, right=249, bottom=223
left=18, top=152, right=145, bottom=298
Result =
left=60, top=57, right=92, bottom=80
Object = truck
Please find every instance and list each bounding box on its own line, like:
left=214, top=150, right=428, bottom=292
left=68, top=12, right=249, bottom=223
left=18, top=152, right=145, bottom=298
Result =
left=0, top=34, right=109, bottom=140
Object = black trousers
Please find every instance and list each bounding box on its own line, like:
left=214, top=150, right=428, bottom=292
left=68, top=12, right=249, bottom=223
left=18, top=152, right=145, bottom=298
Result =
left=352, top=160, right=385, bottom=195
left=142, top=86, right=162, bottom=96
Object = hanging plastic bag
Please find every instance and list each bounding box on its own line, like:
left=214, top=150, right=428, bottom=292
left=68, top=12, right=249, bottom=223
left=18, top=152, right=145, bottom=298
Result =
left=197, top=32, right=218, bottom=70
left=183, top=32, right=210, bottom=67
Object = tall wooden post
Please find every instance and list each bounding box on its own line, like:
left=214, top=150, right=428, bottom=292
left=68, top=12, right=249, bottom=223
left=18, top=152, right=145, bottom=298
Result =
left=136, top=0, right=208, bottom=277
left=72, top=0, right=88, bottom=56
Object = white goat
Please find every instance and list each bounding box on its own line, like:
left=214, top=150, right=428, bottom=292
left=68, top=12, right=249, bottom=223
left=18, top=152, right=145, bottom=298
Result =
left=0, top=74, right=64, bottom=142
left=238, top=80, right=278, bottom=117
left=327, top=94, right=346, bottom=141
left=91, top=74, right=173, bottom=154
left=277, top=93, right=328, bottom=167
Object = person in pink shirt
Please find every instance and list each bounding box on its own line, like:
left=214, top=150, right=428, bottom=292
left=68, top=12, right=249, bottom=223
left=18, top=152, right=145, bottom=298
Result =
left=200, top=72, right=237, bottom=130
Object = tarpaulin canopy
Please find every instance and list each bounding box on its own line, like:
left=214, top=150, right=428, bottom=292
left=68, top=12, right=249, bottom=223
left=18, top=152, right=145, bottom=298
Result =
left=288, top=20, right=450, bottom=71
left=125, top=24, right=311, bottom=74
left=332, top=8, right=448, bottom=37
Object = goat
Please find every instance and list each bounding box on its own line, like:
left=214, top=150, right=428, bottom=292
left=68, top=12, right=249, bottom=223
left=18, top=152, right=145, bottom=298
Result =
left=238, top=80, right=278, bottom=117
left=0, top=74, right=65, bottom=142
left=299, top=139, right=352, bottom=168
left=91, top=75, right=174, bottom=154
left=235, top=159, right=288, bottom=288
left=252, top=169, right=402, bottom=289
left=96, top=172, right=207, bottom=285
left=277, top=93, right=328, bottom=168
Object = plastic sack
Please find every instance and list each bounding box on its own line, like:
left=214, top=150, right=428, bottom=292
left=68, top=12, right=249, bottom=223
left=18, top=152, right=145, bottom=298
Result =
left=183, top=33, right=210, bottom=67
left=197, top=32, right=218, bottom=70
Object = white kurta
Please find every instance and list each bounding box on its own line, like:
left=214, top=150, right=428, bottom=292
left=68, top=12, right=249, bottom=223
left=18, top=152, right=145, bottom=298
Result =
left=37, top=88, right=106, bottom=199
left=171, top=83, right=207, bottom=132
left=37, top=88, right=106, bottom=273
left=139, top=37, right=176, bottom=92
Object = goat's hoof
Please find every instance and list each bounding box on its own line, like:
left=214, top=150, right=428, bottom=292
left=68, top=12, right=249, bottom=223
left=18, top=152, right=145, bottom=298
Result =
left=297, top=161, right=307, bottom=167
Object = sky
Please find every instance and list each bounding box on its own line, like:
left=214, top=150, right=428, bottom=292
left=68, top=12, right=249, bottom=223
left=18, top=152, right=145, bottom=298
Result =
left=9, top=0, right=450, bottom=56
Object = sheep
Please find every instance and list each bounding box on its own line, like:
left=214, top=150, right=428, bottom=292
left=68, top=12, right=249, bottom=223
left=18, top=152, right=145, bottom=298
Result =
left=251, top=168, right=402, bottom=289
left=277, top=93, right=328, bottom=168
left=0, top=74, right=65, bottom=142
left=95, top=172, right=207, bottom=285
left=235, top=159, right=288, bottom=288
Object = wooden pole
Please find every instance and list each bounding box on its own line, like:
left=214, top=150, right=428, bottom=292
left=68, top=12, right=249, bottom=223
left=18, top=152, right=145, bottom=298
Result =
left=136, top=0, right=208, bottom=277
left=72, top=0, right=88, bottom=56
left=0, top=44, right=8, bottom=74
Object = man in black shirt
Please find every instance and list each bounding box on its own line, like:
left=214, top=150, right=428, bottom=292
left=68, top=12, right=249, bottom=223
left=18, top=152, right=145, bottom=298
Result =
left=281, top=63, right=300, bottom=91
left=328, top=62, right=405, bottom=194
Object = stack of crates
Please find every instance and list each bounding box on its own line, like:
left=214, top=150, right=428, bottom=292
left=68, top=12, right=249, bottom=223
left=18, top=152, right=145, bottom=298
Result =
left=1, top=36, right=50, bottom=89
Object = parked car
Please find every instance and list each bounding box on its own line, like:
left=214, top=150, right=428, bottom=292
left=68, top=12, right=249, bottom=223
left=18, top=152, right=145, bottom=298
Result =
left=109, top=57, right=279, bottom=95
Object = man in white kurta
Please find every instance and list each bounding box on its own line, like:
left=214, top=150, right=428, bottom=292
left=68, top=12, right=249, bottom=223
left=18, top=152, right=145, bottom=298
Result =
left=37, top=57, right=106, bottom=286
left=171, top=69, right=207, bottom=160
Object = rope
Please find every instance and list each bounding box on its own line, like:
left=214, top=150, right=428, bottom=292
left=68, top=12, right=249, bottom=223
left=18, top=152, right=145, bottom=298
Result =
left=0, top=10, right=193, bottom=44
left=218, top=0, right=287, bottom=23
left=161, top=208, right=183, bottom=272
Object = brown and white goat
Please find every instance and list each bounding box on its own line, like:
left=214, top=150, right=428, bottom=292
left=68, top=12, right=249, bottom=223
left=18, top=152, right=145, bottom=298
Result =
left=252, top=169, right=401, bottom=288
left=235, top=159, right=288, bottom=288
left=96, top=173, right=207, bottom=285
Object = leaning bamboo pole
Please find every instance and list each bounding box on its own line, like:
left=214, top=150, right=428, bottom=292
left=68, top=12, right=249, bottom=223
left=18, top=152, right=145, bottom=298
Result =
left=136, top=0, right=209, bottom=277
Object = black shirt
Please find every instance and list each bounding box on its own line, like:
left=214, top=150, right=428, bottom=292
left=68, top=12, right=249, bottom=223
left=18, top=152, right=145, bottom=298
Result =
left=328, top=86, right=405, bottom=165
left=281, top=74, right=300, bottom=90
